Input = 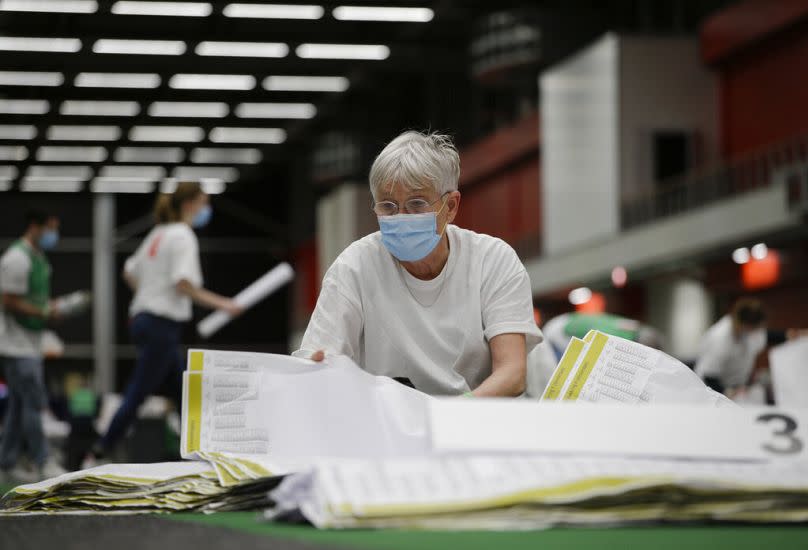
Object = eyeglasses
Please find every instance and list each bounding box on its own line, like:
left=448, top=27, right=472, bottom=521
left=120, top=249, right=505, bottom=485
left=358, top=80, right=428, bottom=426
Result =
left=373, top=192, right=448, bottom=216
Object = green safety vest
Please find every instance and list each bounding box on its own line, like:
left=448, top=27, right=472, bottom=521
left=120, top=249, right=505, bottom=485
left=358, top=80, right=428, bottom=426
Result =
left=564, top=313, right=640, bottom=341
left=10, top=239, right=51, bottom=331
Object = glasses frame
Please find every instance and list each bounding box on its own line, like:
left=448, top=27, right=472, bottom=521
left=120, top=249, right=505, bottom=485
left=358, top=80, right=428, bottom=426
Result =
left=372, top=191, right=449, bottom=216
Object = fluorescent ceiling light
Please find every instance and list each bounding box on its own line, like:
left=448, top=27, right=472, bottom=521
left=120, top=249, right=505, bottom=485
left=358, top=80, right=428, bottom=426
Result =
left=0, top=100, right=49, bottom=114
left=111, top=1, right=211, bottom=17
left=0, top=146, right=28, bottom=161
left=296, top=43, right=389, bottom=60
left=0, top=181, right=11, bottom=191
left=190, top=147, right=261, bottom=164
left=101, top=165, right=165, bottom=178
left=750, top=243, right=768, bottom=260
left=235, top=102, right=316, bottom=119
left=0, top=71, right=63, bottom=87
left=732, top=247, right=750, bottom=265
left=0, top=1, right=97, bottom=13
left=0, top=125, right=37, bottom=140
left=209, top=127, right=286, bottom=144
left=223, top=3, right=323, bottom=19
left=0, top=166, right=19, bottom=179
left=263, top=75, right=349, bottom=92
left=47, top=125, right=121, bottom=141
left=60, top=100, right=140, bottom=116
left=37, top=146, right=107, bottom=162
left=114, top=147, right=184, bottom=163
left=148, top=101, right=228, bottom=118
left=21, top=180, right=83, bottom=192
left=0, top=37, right=82, bottom=53
left=160, top=176, right=226, bottom=194
left=172, top=165, right=238, bottom=182
left=568, top=287, right=592, bottom=305
left=332, top=6, right=433, bottom=22
left=75, top=72, right=160, bottom=88
left=195, top=41, right=288, bottom=58
left=129, top=125, right=204, bottom=142
left=28, top=165, right=92, bottom=179
left=93, top=39, right=186, bottom=55
left=90, top=178, right=155, bottom=193
left=169, top=74, right=255, bottom=90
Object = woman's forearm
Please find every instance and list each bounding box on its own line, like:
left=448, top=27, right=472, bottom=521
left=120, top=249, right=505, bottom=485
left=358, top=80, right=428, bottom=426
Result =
left=472, top=362, right=526, bottom=397
left=175, top=280, right=231, bottom=311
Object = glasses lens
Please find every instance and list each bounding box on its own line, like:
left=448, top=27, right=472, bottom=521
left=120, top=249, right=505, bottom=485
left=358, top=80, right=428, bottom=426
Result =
left=374, top=201, right=397, bottom=216
left=405, top=198, right=431, bottom=213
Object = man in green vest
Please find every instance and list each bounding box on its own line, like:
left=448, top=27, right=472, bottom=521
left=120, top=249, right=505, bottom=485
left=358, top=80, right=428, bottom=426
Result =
left=0, top=209, right=66, bottom=482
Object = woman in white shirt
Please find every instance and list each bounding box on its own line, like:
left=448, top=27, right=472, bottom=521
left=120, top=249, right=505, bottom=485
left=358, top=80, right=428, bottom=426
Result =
left=295, top=131, right=542, bottom=396
left=94, top=181, right=241, bottom=456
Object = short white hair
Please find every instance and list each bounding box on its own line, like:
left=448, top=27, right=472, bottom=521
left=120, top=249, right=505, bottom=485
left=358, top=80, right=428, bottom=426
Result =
left=369, top=130, right=460, bottom=200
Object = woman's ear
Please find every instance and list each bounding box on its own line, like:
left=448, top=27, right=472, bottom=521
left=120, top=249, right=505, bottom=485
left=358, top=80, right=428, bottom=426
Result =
left=446, top=191, right=461, bottom=223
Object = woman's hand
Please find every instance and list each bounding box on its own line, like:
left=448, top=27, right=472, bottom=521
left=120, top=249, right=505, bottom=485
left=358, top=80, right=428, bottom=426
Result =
left=221, top=299, right=244, bottom=317
left=310, top=350, right=325, bottom=362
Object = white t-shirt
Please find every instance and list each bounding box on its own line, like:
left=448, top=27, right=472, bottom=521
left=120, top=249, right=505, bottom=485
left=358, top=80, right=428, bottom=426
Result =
left=294, top=225, right=543, bottom=395
left=0, top=244, right=44, bottom=357
left=125, top=223, right=203, bottom=322
left=694, top=315, right=767, bottom=389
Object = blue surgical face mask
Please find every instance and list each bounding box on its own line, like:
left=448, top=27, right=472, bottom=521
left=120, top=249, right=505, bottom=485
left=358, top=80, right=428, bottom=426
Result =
left=38, top=229, right=59, bottom=250
left=378, top=200, right=448, bottom=262
left=191, top=205, right=212, bottom=228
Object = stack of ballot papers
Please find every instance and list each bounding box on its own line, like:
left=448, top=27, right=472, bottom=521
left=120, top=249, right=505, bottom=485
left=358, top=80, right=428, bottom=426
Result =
left=266, top=455, right=808, bottom=529
left=541, top=330, right=732, bottom=406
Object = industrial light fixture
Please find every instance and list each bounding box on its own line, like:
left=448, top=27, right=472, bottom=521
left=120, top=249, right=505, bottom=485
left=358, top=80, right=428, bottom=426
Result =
left=0, top=181, right=11, bottom=191
left=169, top=74, right=256, bottom=90
left=148, top=101, right=228, bottom=118
left=190, top=148, right=262, bottom=164
left=568, top=287, right=592, bottom=306
left=611, top=266, right=628, bottom=288
left=0, top=100, right=49, bottom=114
left=732, top=247, right=750, bottom=265
left=0, top=71, right=64, bottom=87
left=0, top=37, right=82, bottom=53
left=74, top=72, right=161, bottom=88
left=100, top=165, right=166, bottom=179
left=332, top=6, right=433, bottom=22
left=209, top=127, right=286, bottom=144
left=172, top=165, right=238, bottom=182
left=111, top=1, right=211, bottom=17
left=0, top=125, right=37, bottom=140
left=0, top=166, right=19, bottom=179
left=0, top=146, right=28, bottom=161
left=296, top=43, right=389, bottom=60
left=750, top=243, right=768, bottom=260
left=21, top=180, right=83, bottom=192
left=223, top=3, right=323, bottom=19
left=114, top=147, right=185, bottom=163
left=47, top=125, right=121, bottom=141
left=0, top=0, right=97, bottom=13
left=195, top=41, right=289, bottom=58
left=90, top=178, right=156, bottom=193
left=59, top=100, right=140, bottom=116
left=37, top=146, right=107, bottom=162
left=129, top=126, right=204, bottom=142
left=28, top=165, right=92, bottom=179
left=93, top=39, right=186, bottom=55
left=235, top=102, right=316, bottom=119
left=263, top=75, right=349, bottom=92
left=200, top=178, right=226, bottom=194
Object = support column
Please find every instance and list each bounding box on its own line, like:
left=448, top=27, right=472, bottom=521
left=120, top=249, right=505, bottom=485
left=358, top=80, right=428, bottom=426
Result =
left=93, top=194, right=116, bottom=393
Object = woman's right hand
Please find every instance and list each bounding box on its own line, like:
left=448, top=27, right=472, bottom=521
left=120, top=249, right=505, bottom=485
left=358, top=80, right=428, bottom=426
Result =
left=222, top=299, right=245, bottom=317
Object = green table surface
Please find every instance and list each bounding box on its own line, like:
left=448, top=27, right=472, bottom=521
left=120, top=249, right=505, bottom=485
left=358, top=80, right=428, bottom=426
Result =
left=172, top=512, right=808, bottom=550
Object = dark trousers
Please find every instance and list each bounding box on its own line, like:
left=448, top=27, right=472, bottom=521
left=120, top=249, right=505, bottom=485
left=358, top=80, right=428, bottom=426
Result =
left=100, top=312, right=184, bottom=451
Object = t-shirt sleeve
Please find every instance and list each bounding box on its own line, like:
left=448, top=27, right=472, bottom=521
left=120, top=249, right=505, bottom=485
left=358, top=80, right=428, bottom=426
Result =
left=123, top=235, right=149, bottom=280
left=168, top=229, right=203, bottom=287
left=293, top=259, right=364, bottom=362
left=480, top=240, right=542, bottom=351
left=0, top=248, right=32, bottom=295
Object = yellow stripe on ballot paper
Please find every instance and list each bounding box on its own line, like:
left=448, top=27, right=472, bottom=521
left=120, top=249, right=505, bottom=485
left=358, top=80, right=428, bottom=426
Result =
left=563, top=331, right=608, bottom=401
left=185, top=372, right=202, bottom=454
left=189, top=350, right=204, bottom=372
left=542, top=338, right=586, bottom=400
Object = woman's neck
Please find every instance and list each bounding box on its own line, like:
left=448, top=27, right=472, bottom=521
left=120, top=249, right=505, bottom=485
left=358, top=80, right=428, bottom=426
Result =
left=400, top=233, right=450, bottom=280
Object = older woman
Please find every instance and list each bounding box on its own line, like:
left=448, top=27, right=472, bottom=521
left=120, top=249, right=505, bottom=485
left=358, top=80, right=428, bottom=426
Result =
left=294, top=131, right=542, bottom=396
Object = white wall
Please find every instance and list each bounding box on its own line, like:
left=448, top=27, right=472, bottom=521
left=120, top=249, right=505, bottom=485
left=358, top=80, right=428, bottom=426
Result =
left=619, top=37, right=718, bottom=202
left=315, top=183, right=376, bottom=280
left=541, top=34, right=620, bottom=255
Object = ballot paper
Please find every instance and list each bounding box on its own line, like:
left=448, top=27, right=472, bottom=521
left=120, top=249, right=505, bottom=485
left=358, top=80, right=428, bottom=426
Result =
left=542, top=330, right=731, bottom=406
left=770, top=338, right=808, bottom=407
left=197, top=262, right=294, bottom=338
left=181, top=349, right=432, bottom=461
left=267, top=454, right=808, bottom=529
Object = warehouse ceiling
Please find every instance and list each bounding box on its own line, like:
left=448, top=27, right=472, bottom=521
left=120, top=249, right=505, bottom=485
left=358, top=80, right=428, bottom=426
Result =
left=0, top=0, right=733, bottom=196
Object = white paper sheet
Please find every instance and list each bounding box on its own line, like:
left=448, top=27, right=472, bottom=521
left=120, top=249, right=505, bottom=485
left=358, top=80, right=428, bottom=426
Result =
left=770, top=338, right=808, bottom=407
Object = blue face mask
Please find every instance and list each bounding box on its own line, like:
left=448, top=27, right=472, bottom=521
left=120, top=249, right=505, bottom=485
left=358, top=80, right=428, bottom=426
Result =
left=191, top=205, right=212, bottom=228
left=378, top=210, right=447, bottom=262
left=38, top=229, right=59, bottom=250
